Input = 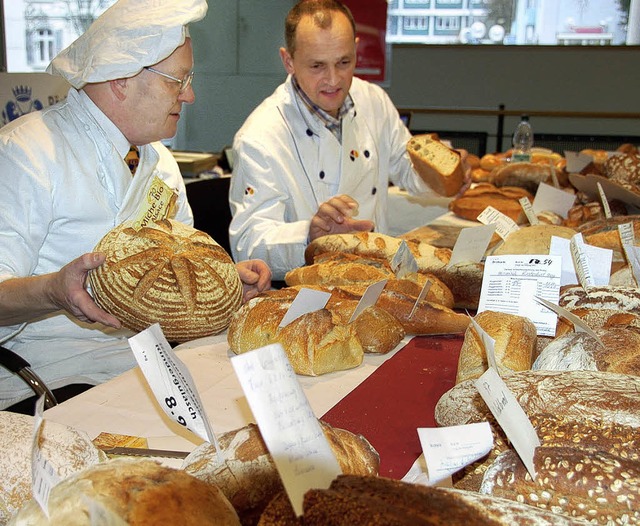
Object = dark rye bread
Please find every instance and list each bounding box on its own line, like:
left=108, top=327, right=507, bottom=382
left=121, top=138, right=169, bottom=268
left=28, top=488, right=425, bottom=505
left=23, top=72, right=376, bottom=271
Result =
left=435, top=370, right=640, bottom=430
left=480, top=447, right=640, bottom=526
left=257, top=474, right=586, bottom=525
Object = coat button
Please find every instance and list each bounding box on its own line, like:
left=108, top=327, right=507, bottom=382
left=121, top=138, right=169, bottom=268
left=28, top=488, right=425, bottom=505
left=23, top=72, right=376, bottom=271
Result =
left=306, top=129, right=313, bottom=136
left=364, top=150, right=370, bottom=158
left=319, top=171, right=325, bottom=179
left=372, top=187, right=377, bottom=195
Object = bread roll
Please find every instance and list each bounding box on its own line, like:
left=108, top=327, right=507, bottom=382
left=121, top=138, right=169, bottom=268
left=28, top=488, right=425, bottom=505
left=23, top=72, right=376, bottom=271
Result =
left=449, top=183, right=533, bottom=223
left=0, top=412, right=106, bottom=524
left=532, top=327, right=640, bottom=376
left=456, top=311, right=537, bottom=384
left=183, top=422, right=379, bottom=526
left=10, top=458, right=240, bottom=525
left=491, top=224, right=577, bottom=256
left=407, top=133, right=464, bottom=197
left=435, top=370, right=640, bottom=430
left=480, top=447, right=640, bottom=525
left=89, top=219, right=242, bottom=342
left=258, top=474, right=584, bottom=526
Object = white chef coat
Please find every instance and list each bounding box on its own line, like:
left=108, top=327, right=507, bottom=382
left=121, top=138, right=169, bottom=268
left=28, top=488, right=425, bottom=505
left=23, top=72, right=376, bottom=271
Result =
left=0, top=88, right=193, bottom=409
left=229, top=75, right=434, bottom=280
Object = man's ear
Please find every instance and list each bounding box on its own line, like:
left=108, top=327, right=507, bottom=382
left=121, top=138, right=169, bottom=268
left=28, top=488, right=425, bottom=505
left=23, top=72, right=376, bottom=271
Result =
left=279, top=47, right=294, bottom=75
left=109, top=78, right=129, bottom=101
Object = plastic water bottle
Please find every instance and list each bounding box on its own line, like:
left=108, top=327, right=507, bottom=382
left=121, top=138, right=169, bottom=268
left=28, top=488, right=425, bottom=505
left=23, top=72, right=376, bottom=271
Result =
left=511, top=115, right=533, bottom=163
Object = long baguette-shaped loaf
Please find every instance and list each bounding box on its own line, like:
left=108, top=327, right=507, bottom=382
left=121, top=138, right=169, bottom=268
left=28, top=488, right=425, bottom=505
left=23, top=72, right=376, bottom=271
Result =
left=559, top=285, right=640, bottom=315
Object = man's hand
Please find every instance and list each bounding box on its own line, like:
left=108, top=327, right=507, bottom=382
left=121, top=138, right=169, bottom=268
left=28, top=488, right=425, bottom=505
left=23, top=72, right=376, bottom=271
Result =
left=309, top=195, right=374, bottom=242
left=47, top=252, right=122, bottom=328
left=236, top=259, right=272, bottom=302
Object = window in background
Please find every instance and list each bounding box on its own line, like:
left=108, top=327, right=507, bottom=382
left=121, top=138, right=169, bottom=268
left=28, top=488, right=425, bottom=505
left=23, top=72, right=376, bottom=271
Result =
left=387, top=0, right=639, bottom=46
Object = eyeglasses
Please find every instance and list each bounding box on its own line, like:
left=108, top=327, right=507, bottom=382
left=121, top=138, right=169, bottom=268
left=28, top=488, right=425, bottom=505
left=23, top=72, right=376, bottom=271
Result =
left=144, top=67, right=195, bottom=93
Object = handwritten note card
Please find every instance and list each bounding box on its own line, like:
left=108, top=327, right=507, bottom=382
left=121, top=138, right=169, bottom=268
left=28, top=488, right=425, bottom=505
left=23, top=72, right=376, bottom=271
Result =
left=231, top=344, right=341, bottom=516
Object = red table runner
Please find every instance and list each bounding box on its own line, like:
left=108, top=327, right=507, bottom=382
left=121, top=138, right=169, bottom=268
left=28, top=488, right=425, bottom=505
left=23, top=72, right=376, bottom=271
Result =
left=321, top=334, right=463, bottom=479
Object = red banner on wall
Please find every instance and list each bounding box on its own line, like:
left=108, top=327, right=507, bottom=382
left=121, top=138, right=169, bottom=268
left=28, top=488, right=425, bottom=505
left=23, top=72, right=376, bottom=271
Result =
left=344, top=0, right=388, bottom=83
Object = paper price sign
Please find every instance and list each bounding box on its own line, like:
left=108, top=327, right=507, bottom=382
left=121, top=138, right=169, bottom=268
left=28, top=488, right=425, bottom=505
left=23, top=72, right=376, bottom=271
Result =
left=129, top=324, right=217, bottom=450
left=391, top=240, right=418, bottom=278
left=570, top=233, right=596, bottom=288
left=477, top=206, right=519, bottom=240
left=279, top=288, right=331, bottom=328
left=32, top=396, right=60, bottom=517
left=231, top=344, right=341, bottom=516
left=468, top=315, right=497, bottom=371
left=475, top=368, right=541, bottom=479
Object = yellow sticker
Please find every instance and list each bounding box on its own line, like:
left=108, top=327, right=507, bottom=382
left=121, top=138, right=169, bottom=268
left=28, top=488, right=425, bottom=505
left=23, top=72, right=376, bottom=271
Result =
left=132, top=176, right=179, bottom=230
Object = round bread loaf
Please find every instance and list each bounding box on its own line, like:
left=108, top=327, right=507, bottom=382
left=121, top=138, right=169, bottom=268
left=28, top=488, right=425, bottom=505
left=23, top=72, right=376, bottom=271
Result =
left=9, top=458, right=240, bottom=525
left=491, top=224, right=577, bottom=256
left=89, top=219, right=242, bottom=342
left=448, top=183, right=533, bottom=223
left=0, top=412, right=106, bottom=524
left=183, top=422, right=379, bottom=526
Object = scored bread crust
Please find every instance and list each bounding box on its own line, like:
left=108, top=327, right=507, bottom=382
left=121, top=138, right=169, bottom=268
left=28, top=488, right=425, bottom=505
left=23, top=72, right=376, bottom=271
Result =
left=183, top=422, right=380, bottom=526
left=89, top=219, right=242, bottom=342
left=449, top=183, right=533, bottom=223
left=407, top=133, right=464, bottom=197
left=0, top=412, right=106, bottom=524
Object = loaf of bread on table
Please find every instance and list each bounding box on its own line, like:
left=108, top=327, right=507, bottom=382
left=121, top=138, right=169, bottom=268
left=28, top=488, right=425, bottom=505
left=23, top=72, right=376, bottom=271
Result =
left=89, top=218, right=242, bottom=342
left=479, top=447, right=640, bottom=526
left=449, top=183, right=533, bottom=223
left=487, top=162, right=557, bottom=193
left=532, top=327, right=640, bottom=376
left=0, top=412, right=107, bottom=524
left=407, top=133, right=464, bottom=197
left=435, top=369, right=640, bottom=430
left=183, top=422, right=379, bottom=526
left=575, top=215, right=640, bottom=268
left=10, top=458, right=240, bottom=526
left=257, top=474, right=583, bottom=526
left=559, top=285, right=640, bottom=316
left=491, top=224, right=577, bottom=256
left=456, top=311, right=537, bottom=384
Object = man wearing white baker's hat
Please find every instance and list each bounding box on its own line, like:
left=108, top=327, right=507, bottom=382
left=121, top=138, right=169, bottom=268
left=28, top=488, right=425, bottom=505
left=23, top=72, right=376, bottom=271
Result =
left=0, top=0, right=271, bottom=413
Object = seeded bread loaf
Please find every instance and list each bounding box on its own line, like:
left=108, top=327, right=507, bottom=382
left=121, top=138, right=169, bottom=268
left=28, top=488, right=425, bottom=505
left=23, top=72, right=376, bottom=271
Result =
left=480, top=447, right=640, bottom=525
left=89, top=219, right=242, bottom=342
left=183, top=422, right=379, bottom=526
left=9, top=458, right=240, bottom=526
left=407, top=133, right=464, bottom=197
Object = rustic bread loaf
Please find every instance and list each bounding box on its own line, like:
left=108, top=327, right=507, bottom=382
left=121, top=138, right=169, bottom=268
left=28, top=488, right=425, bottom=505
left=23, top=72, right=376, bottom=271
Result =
left=532, top=327, right=640, bottom=376
left=487, top=162, right=556, bottom=193
left=491, top=224, right=577, bottom=256
left=183, top=422, right=379, bottom=526
left=407, top=133, right=464, bottom=197
left=89, top=219, right=242, bottom=342
left=435, top=370, right=640, bottom=430
left=554, top=307, right=640, bottom=339
left=456, top=311, right=537, bottom=384
left=9, top=458, right=240, bottom=525
left=449, top=183, right=533, bottom=223
left=605, top=152, right=640, bottom=186
left=559, top=285, right=640, bottom=316
left=258, top=474, right=584, bottom=526
left=480, top=447, right=640, bottom=526
left=576, top=215, right=640, bottom=265
left=0, top=412, right=106, bottom=525
left=284, top=260, right=394, bottom=287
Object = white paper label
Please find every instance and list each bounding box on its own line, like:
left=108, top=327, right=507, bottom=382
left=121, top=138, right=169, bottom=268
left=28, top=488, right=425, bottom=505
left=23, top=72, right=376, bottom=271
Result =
left=564, top=151, right=594, bottom=173
left=478, top=255, right=561, bottom=336
left=279, top=288, right=331, bottom=328
left=408, top=279, right=432, bottom=319
left=570, top=233, right=597, bottom=288
left=475, top=368, right=541, bottom=479
left=596, top=182, right=612, bottom=219
left=549, top=159, right=560, bottom=188
left=468, top=315, right=498, bottom=371
left=128, top=324, right=217, bottom=449
left=31, top=396, right=60, bottom=518
left=619, top=223, right=640, bottom=286
left=549, top=236, right=611, bottom=287
left=417, top=422, right=493, bottom=485
left=477, top=206, right=520, bottom=240
left=519, top=197, right=539, bottom=225
left=534, top=296, right=604, bottom=344
left=532, top=183, right=577, bottom=218
left=231, top=344, right=342, bottom=516
left=448, top=224, right=495, bottom=267
left=349, top=279, right=387, bottom=323
left=391, top=240, right=419, bottom=278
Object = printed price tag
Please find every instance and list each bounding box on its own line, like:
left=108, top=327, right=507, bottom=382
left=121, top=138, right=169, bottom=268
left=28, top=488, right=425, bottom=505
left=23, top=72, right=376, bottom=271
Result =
left=478, top=255, right=561, bottom=336
left=549, top=159, right=560, bottom=188
left=448, top=224, right=495, bottom=267
left=570, top=233, right=596, bottom=288
left=132, top=176, right=178, bottom=231
left=549, top=236, right=611, bottom=286
left=596, top=182, right=612, bottom=219
left=477, top=206, right=519, bottom=240
left=231, top=344, right=342, bottom=516
left=619, top=223, right=640, bottom=286
left=475, top=368, right=541, bottom=479
left=279, top=288, right=331, bottom=328
left=417, top=423, right=493, bottom=485
left=349, top=279, right=387, bottom=323
left=391, top=240, right=418, bottom=278
left=519, top=196, right=539, bottom=225
left=31, top=396, right=60, bottom=518
left=128, top=324, right=218, bottom=453
left=468, top=315, right=497, bottom=371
